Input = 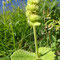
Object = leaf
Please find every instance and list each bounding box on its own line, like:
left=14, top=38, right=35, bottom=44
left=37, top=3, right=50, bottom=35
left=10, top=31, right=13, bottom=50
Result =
left=48, top=22, right=54, bottom=29
left=56, top=25, right=60, bottom=31
left=56, top=21, right=60, bottom=25
left=10, top=47, right=56, bottom=60
left=45, top=19, right=53, bottom=26
left=51, top=42, right=57, bottom=50
left=40, top=51, right=55, bottom=60
left=0, top=56, right=9, bottom=60
left=52, top=35, right=56, bottom=42
left=58, top=39, right=60, bottom=43
left=51, top=35, right=57, bottom=50
left=11, top=49, right=37, bottom=60
left=38, top=47, right=56, bottom=60
left=58, top=56, right=60, bottom=60
left=0, top=51, right=6, bottom=57
left=38, top=47, right=51, bottom=55
left=51, top=1, right=58, bottom=10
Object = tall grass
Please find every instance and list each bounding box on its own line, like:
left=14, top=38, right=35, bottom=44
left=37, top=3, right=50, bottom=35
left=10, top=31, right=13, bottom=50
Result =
left=0, top=0, right=32, bottom=57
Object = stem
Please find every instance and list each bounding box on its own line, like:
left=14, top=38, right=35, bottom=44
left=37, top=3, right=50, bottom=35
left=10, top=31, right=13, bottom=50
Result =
left=10, top=20, right=15, bottom=49
left=33, top=26, right=38, bottom=58
left=3, top=6, right=7, bottom=44
left=48, top=31, right=51, bottom=47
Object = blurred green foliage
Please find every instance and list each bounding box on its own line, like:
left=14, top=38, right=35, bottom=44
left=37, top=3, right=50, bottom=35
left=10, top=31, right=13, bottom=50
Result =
left=0, top=0, right=60, bottom=60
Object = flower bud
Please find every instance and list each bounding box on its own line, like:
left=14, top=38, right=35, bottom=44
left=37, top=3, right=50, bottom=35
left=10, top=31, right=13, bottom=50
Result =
left=26, top=10, right=31, bottom=17
left=29, top=14, right=40, bottom=22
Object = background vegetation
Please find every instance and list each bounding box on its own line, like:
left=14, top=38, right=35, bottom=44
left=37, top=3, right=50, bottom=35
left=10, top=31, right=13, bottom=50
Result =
left=0, top=0, right=60, bottom=60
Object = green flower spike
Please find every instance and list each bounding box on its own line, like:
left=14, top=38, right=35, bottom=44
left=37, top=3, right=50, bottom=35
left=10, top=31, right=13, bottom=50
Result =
left=29, top=14, right=40, bottom=22
left=26, top=4, right=39, bottom=11
left=28, top=0, right=39, bottom=4
left=26, top=0, right=40, bottom=26
left=26, top=10, right=31, bottom=17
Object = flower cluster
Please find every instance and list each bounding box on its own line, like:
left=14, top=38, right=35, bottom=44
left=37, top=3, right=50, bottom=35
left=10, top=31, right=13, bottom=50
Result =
left=26, top=0, right=40, bottom=23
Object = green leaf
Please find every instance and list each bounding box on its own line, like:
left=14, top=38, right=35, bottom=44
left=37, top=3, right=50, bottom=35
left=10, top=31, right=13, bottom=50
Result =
left=11, top=49, right=37, bottom=60
left=38, top=47, right=56, bottom=60
left=38, top=47, right=51, bottom=55
left=45, top=19, right=53, bottom=26
left=52, top=35, right=56, bottom=42
left=11, top=47, right=56, bottom=60
left=51, top=1, right=58, bottom=10
left=56, top=25, right=60, bottom=31
left=0, top=56, right=9, bottom=60
left=58, top=56, right=60, bottom=60
left=58, top=39, right=60, bottom=43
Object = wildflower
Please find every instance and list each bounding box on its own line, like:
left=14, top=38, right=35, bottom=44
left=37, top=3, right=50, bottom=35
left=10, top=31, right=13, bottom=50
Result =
left=26, top=0, right=40, bottom=25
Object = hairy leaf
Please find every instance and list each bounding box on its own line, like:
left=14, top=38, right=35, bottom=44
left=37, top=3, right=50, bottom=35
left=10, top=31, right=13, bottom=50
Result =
left=11, top=49, right=37, bottom=60
left=38, top=47, right=56, bottom=60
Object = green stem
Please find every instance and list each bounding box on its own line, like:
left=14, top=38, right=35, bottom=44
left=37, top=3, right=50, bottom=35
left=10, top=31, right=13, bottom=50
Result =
left=33, top=26, right=38, bottom=58
left=10, top=20, right=15, bottom=49
left=3, top=6, right=6, bottom=44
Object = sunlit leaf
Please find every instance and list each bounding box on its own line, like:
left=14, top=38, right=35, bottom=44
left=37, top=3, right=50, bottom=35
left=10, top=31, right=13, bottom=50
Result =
left=11, top=49, right=37, bottom=60
left=38, top=47, right=56, bottom=60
